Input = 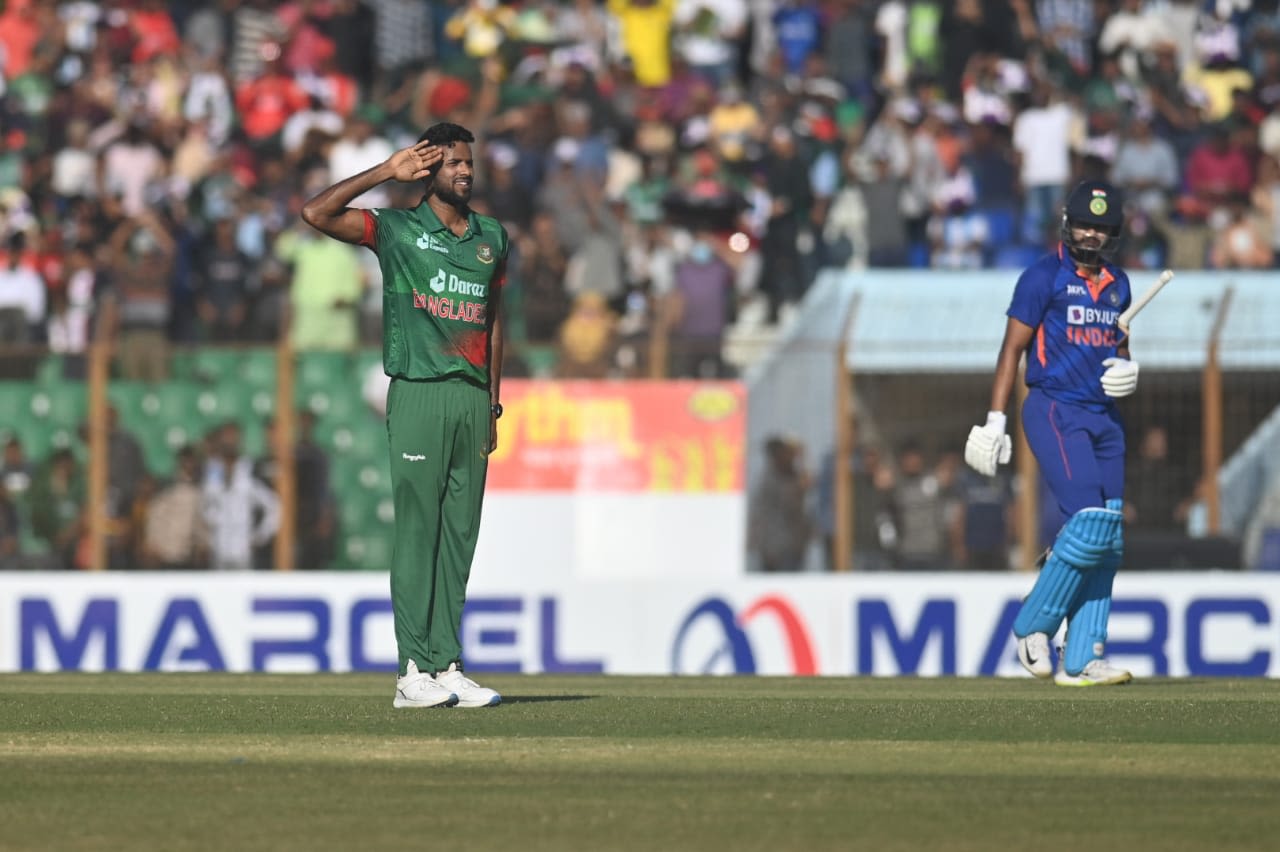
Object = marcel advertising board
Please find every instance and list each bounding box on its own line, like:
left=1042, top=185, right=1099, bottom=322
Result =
left=3, top=573, right=1279, bottom=677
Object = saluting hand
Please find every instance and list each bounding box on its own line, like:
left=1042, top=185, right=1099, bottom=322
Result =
left=386, top=141, right=443, bottom=183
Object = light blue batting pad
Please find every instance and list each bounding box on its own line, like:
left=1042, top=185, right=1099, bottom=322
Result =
left=1013, top=504, right=1123, bottom=638
left=1063, top=498, right=1124, bottom=674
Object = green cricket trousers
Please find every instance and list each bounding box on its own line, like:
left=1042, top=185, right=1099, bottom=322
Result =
left=385, top=376, right=491, bottom=676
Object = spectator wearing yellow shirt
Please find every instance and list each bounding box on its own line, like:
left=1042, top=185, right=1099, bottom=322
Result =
left=1183, top=36, right=1253, bottom=124
left=444, top=0, right=517, bottom=60
left=556, top=290, right=617, bottom=378
left=275, top=224, right=363, bottom=350
left=608, top=0, right=677, bottom=88
left=707, top=83, right=763, bottom=162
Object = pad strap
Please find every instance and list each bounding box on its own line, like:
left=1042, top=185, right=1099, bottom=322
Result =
left=1051, top=505, right=1122, bottom=569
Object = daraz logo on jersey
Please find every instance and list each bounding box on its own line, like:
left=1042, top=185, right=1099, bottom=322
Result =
left=427, top=270, right=487, bottom=297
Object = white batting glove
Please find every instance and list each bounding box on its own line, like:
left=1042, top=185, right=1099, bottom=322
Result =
left=964, top=411, right=1012, bottom=477
left=1101, top=357, right=1139, bottom=398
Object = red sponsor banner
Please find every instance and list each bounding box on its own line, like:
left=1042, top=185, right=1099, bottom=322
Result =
left=487, top=381, right=745, bottom=492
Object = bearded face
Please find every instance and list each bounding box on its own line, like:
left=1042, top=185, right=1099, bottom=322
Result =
left=428, top=141, right=474, bottom=206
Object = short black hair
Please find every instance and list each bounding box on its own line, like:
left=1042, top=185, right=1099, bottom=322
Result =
left=417, top=123, right=475, bottom=179
left=417, top=122, right=475, bottom=147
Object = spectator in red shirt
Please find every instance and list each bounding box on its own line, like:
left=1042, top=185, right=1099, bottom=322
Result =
left=1183, top=123, right=1255, bottom=223
left=0, top=0, right=39, bottom=78
left=300, top=53, right=358, bottom=118
left=129, top=0, right=182, bottom=65
left=280, top=0, right=337, bottom=75
left=235, top=57, right=310, bottom=151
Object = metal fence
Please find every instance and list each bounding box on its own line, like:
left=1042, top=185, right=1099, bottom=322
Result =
left=745, top=270, right=1280, bottom=573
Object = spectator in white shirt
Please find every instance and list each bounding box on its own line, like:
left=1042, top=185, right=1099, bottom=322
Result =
left=183, top=53, right=236, bottom=148
left=1097, top=0, right=1174, bottom=82
left=1013, top=81, right=1075, bottom=245
left=0, top=233, right=45, bottom=344
left=100, top=121, right=164, bottom=218
left=326, top=107, right=396, bottom=209
left=43, top=241, right=94, bottom=363
left=202, top=421, right=280, bottom=572
left=674, top=0, right=747, bottom=86
left=282, top=94, right=344, bottom=159
left=1112, top=110, right=1181, bottom=217
left=51, top=120, right=97, bottom=205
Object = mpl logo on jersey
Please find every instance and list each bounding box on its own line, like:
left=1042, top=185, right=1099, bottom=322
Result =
left=671, top=595, right=818, bottom=674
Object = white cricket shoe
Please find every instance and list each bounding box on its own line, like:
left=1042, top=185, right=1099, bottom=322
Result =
left=1017, top=633, right=1054, bottom=679
left=435, top=663, right=501, bottom=708
left=394, top=660, right=458, bottom=708
left=1054, top=659, right=1133, bottom=687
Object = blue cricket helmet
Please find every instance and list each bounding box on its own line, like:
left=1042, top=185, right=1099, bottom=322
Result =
left=1060, top=179, right=1125, bottom=266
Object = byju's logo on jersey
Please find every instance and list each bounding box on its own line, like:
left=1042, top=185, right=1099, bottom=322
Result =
left=429, top=269, right=447, bottom=293
left=416, top=232, right=450, bottom=254
left=1067, top=306, right=1120, bottom=326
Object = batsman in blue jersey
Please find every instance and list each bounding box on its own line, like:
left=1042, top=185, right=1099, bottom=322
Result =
left=966, top=180, right=1139, bottom=686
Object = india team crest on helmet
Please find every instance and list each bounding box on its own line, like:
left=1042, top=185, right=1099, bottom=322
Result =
left=1089, top=197, right=1108, bottom=215
left=476, top=243, right=494, bottom=264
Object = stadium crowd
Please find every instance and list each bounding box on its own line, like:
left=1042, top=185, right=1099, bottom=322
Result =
left=3, top=0, right=1280, bottom=570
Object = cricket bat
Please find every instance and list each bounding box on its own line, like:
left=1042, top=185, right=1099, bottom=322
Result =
left=1118, top=268, right=1174, bottom=335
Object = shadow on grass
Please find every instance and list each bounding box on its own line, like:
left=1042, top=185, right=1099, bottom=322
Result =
left=502, top=695, right=596, bottom=704
left=1126, top=678, right=1227, bottom=687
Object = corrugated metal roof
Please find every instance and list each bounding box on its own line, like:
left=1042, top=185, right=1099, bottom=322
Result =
left=811, top=269, right=1276, bottom=372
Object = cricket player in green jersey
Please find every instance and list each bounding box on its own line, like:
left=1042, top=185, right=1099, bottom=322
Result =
left=302, top=122, right=508, bottom=708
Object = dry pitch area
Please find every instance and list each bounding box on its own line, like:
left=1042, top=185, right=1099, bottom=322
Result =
left=2, top=675, right=1278, bottom=851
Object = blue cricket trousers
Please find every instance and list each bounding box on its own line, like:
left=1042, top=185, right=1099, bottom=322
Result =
left=1021, top=388, right=1125, bottom=522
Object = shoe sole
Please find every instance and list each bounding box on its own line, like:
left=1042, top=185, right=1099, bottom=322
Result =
left=1053, top=673, right=1133, bottom=687
left=455, top=695, right=502, bottom=708
left=393, top=693, right=460, bottom=708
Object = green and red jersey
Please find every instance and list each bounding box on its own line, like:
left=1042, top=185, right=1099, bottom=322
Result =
left=362, top=200, right=508, bottom=387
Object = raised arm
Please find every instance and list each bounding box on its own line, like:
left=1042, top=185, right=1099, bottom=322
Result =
left=300, top=141, right=442, bottom=244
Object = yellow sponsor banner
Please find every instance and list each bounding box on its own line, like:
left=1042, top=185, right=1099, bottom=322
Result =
left=488, top=381, right=745, bottom=492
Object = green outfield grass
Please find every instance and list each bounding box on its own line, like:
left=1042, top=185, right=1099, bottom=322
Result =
left=1, top=675, right=1278, bottom=852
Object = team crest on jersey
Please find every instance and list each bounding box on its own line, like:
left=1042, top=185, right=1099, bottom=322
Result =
left=476, top=243, right=494, bottom=264
left=1109, top=290, right=1120, bottom=305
